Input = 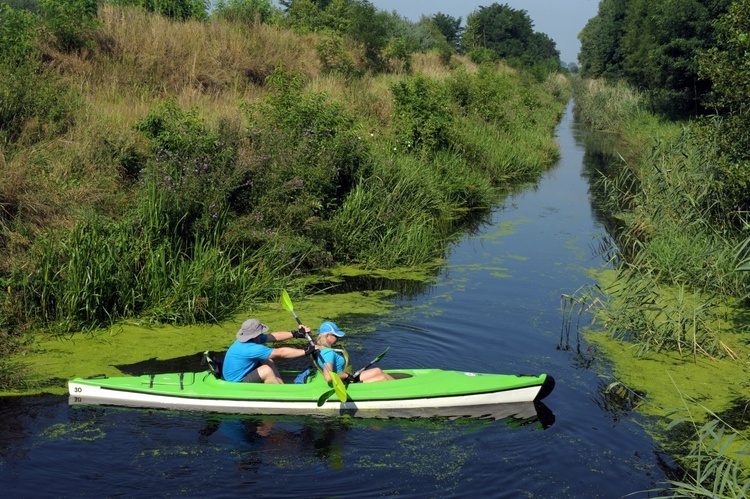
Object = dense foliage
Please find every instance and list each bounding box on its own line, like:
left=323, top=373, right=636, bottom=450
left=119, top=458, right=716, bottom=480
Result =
left=578, top=0, right=750, bottom=230
left=0, top=2, right=569, bottom=339
left=462, top=2, right=561, bottom=77
left=578, top=0, right=732, bottom=116
left=104, top=0, right=209, bottom=20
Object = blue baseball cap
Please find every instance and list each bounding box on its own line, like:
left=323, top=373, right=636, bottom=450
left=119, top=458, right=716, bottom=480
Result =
left=317, top=321, right=345, bottom=337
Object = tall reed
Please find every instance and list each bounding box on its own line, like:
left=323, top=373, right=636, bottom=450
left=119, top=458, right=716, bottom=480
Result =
left=572, top=78, right=644, bottom=132
left=644, top=403, right=750, bottom=497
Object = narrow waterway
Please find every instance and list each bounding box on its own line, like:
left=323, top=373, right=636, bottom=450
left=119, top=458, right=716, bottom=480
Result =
left=0, top=102, right=669, bottom=498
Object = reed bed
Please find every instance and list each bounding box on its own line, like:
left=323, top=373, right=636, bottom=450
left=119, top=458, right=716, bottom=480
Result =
left=573, top=78, right=645, bottom=133
left=574, top=77, right=749, bottom=360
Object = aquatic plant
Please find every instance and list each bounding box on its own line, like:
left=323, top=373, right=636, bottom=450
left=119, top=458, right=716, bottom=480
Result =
left=641, top=388, right=750, bottom=498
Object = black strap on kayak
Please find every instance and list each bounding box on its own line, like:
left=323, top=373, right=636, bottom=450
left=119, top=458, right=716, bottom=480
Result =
left=202, top=351, right=223, bottom=380
left=149, top=374, right=155, bottom=388
left=179, top=372, right=184, bottom=390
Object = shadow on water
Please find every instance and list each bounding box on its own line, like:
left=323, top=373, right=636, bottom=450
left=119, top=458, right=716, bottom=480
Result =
left=114, top=352, right=209, bottom=375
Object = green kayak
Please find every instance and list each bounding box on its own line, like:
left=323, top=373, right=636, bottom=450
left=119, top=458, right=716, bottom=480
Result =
left=69, top=366, right=555, bottom=419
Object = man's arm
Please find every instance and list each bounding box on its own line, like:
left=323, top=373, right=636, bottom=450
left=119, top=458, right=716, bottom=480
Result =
left=266, top=325, right=311, bottom=342
left=268, top=346, right=318, bottom=360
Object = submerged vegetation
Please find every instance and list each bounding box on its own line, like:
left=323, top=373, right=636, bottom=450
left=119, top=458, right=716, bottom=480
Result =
left=0, top=0, right=569, bottom=387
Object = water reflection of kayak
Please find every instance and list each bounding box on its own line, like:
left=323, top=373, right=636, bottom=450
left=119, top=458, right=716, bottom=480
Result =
left=68, top=369, right=555, bottom=419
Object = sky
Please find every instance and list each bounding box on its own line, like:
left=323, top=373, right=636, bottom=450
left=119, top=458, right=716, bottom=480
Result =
left=366, top=1, right=601, bottom=64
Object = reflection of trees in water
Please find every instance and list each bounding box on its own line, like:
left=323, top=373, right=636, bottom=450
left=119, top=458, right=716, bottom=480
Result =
left=571, top=114, right=630, bottom=248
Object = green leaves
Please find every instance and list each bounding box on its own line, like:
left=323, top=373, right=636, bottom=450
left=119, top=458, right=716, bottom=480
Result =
left=41, top=0, right=99, bottom=51
left=391, top=74, right=454, bottom=154
left=106, top=0, right=209, bottom=21
left=579, top=0, right=733, bottom=117
left=462, top=3, right=559, bottom=73
left=0, top=4, right=39, bottom=63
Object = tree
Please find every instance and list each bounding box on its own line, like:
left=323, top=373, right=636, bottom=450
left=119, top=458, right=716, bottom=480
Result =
left=698, top=0, right=750, bottom=113
left=462, top=2, right=559, bottom=70
left=577, top=0, right=629, bottom=78
left=463, top=3, right=533, bottom=59
left=347, top=0, right=389, bottom=69
left=695, top=0, right=750, bottom=227
left=431, top=12, right=462, bottom=50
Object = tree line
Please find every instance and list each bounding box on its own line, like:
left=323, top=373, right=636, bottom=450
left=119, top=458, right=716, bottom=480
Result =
left=578, top=0, right=750, bottom=229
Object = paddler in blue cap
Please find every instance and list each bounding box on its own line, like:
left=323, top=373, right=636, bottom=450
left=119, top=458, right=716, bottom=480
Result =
left=314, top=321, right=394, bottom=383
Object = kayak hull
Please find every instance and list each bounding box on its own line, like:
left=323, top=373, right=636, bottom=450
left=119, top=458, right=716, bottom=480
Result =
left=68, top=369, right=555, bottom=419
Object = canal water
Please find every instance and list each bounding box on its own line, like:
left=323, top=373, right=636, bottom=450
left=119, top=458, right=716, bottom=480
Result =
left=0, top=102, right=670, bottom=498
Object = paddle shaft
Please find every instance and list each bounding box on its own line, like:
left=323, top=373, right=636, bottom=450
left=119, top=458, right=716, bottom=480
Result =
left=353, top=346, right=390, bottom=377
left=280, top=290, right=347, bottom=402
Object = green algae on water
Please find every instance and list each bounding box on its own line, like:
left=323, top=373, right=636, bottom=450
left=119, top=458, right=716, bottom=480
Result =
left=4, top=290, right=396, bottom=397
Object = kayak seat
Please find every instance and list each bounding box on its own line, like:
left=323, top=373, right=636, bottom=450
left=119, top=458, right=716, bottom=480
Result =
left=202, top=351, right=223, bottom=380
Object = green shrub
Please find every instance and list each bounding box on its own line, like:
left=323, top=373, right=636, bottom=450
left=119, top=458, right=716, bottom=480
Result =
left=211, top=0, right=276, bottom=24
left=0, top=4, right=40, bottom=63
left=316, top=36, right=360, bottom=78
left=434, top=38, right=453, bottom=66
left=40, top=0, right=98, bottom=52
left=390, top=74, right=454, bottom=154
left=134, top=99, right=240, bottom=244
left=384, top=36, right=411, bottom=73
left=467, top=46, right=497, bottom=65
left=243, top=67, right=371, bottom=215
left=0, top=59, right=79, bottom=151
left=104, top=0, right=209, bottom=20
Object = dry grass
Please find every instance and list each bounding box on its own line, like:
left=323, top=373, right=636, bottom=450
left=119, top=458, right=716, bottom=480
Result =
left=86, top=5, right=322, bottom=108
left=411, top=52, right=452, bottom=78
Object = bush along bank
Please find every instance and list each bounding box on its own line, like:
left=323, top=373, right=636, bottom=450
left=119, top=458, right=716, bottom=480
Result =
left=0, top=7, right=570, bottom=358
left=572, top=78, right=750, bottom=494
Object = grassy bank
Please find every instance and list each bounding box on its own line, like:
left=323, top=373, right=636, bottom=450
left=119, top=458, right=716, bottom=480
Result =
left=0, top=5, right=569, bottom=388
left=572, top=78, right=750, bottom=494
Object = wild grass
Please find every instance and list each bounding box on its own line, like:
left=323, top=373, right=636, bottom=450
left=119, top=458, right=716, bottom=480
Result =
left=92, top=4, right=321, bottom=99
left=330, top=152, right=455, bottom=268
left=1, top=4, right=569, bottom=339
left=574, top=77, right=750, bottom=360
left=573, top=78, right=645, bottom=133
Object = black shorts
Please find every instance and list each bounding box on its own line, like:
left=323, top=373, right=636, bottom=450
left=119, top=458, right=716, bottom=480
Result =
left=242, top=368, right=263, bottom=383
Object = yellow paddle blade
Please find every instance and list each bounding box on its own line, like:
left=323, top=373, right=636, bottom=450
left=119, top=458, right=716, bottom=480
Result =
left=280, top=289, right=293, bottom=312
left=331, top=374, right=347, bottom=402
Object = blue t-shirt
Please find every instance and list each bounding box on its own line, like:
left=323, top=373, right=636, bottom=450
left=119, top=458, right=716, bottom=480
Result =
left=317, top=348, right=345, bottom=373
left=222, top=335, right=274, bottom=382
